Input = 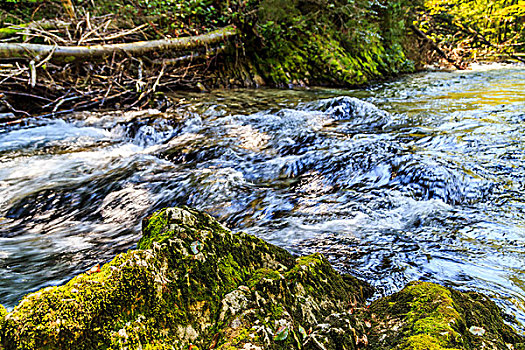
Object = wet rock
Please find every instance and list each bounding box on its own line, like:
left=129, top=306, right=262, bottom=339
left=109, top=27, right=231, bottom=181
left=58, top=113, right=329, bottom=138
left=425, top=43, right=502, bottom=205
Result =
left=0, top=207, right=369, bottom=349
left=367, top=281, right=525, bottom=350
left=0, top=207, right=523, bottom=349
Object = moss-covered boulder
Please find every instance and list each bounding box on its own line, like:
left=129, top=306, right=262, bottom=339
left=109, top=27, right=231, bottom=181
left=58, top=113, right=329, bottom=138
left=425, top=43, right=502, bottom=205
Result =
left=0, top=207, right=523, bottom=350
left=367, top=281, right=525, bottom=350
left=0, top=207, right=371, bottom=349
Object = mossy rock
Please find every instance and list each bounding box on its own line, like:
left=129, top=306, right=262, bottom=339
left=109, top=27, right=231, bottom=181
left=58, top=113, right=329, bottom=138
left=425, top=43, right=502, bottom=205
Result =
left=367, top=281, right=525, bottom=350
left=0, top=304, right=6, bottom=328
left=0, top=207, right=371, bottom=349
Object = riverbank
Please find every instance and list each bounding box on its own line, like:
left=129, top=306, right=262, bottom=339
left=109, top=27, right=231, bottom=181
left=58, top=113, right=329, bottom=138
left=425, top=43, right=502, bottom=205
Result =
left=1, top=206, right=523, bottom=349
left=0, top=0, right=424, bottom=118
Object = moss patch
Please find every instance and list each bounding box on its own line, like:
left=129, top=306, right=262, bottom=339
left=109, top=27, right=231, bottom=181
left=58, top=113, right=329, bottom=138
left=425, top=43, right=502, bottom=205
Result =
left=368, top=281, right=525, bottom=350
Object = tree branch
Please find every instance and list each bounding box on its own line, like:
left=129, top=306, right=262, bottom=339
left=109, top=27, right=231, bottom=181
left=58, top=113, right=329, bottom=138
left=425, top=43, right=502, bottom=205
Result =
left=0, top=26, right=238, bottom=62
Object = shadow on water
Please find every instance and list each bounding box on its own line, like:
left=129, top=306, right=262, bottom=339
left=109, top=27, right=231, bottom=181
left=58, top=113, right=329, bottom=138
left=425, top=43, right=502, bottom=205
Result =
left=1, top=64, right=525, bottom=332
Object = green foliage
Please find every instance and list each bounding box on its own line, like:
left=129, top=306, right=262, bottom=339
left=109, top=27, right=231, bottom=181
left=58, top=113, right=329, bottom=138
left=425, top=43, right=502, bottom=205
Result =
left=0, top=0, right=423, bottom=87
left=421, top=0, right=525, bottom=59
left=244, top=0, right=420, bottom=86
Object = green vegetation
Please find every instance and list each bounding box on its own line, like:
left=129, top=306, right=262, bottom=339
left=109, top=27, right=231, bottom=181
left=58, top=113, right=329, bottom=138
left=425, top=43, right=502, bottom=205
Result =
left=416, top=0, right=525, bottom=64
left=0, top=0, right=422, bottom=88
left=1, top=0, right=523, bottom=116
left=241, top=0, right=421, bottom=86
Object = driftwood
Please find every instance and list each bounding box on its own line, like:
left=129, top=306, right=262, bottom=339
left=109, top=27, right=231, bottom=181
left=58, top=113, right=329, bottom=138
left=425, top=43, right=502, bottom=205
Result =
left=410, top=24, right=466, bottom=70
left=0, top=25, right=238, bottom=62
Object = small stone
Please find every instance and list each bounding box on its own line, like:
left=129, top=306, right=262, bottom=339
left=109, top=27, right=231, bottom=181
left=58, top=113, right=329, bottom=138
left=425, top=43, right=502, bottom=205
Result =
left=469, top=326, right=486, bottom=336
left=0, top=113, right=15, bottom=121
left=253, top=74, right=265, bottom=87
left=196, top=83, right=207, bottom=92
left=231, top=317, right=242, bottom=329
left=118, top=328, right=128, bottom=339
left=238, top=285, right=250, bottom=293
left=298, top=325, right=307, bottom=339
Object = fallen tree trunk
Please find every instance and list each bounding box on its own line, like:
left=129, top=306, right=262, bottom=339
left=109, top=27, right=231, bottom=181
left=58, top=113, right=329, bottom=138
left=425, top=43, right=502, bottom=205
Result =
left=0, top=20, right=70, bottom=40
left=0, top=25, right=238, bottom=62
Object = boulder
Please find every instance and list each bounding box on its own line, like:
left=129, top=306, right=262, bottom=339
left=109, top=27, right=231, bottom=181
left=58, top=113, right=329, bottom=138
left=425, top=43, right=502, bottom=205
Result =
left=0, top=207, right=371, bottom=349
left=367, top=281, right=525, bottom=350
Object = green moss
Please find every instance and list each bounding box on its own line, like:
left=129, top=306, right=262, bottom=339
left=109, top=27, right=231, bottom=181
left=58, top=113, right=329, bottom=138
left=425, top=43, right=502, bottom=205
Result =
left=0, top=303, right=6, bottom=340
left=399, top=334, right=458, bottom=350
left=247, top=268, right=282, bottom=289
left=137, top=209, right=171, bottom=249
left=248, top=0, right=418, bottom=87
left=368, top=281, right=524, bottom=350
left=404, top=282, right=463, bottom=346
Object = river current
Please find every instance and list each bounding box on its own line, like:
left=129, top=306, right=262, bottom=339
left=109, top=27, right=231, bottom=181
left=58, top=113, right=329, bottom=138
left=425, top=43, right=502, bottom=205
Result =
left=1, top=64, right=525, bottom=329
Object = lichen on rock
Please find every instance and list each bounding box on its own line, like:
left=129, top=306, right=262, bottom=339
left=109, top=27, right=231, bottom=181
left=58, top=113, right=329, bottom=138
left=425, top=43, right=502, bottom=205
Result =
left=0, top=207, right=523, bottom=350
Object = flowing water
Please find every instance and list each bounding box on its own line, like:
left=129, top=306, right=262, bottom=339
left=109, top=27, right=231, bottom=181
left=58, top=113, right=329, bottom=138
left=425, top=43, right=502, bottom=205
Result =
left=1, top=64, right=525, bottom=329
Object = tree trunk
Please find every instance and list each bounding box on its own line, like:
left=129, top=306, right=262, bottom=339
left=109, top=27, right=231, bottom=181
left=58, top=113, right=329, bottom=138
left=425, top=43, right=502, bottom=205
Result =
left=0, top=26, right=238, bottom=62
left=410, top=24, right=466, bottom=69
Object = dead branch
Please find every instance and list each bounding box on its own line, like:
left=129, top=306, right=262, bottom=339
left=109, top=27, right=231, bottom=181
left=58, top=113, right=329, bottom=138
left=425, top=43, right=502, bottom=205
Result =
left=0, top=20, right=70, bottom=40
left=453, top=21, right=525, bottom=64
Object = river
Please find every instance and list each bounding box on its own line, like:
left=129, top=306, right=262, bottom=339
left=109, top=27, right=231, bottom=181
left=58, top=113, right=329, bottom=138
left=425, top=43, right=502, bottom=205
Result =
left=1, top=64, right=525, bottom=330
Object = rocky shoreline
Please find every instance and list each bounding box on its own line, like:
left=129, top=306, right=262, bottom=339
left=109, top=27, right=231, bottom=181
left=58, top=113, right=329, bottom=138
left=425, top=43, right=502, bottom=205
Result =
left=0, top=207, right=523, bottom=349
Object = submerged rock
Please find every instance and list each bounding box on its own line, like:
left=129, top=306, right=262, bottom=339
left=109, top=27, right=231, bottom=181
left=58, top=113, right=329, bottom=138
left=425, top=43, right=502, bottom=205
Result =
left=0, top=207, right=523, bottom=349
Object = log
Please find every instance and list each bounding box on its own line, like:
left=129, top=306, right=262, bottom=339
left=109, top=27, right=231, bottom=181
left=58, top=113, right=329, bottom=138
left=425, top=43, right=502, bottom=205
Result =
left=151, top=45, right=226, bottom=65
left=0, top=20, right=70, bottom=40
left=0, top=26, right=238, bottom=62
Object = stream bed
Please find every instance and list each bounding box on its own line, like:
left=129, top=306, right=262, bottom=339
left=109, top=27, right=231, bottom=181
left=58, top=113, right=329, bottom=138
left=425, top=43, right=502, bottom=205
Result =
left=1, top=64, right=525, bottom=330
